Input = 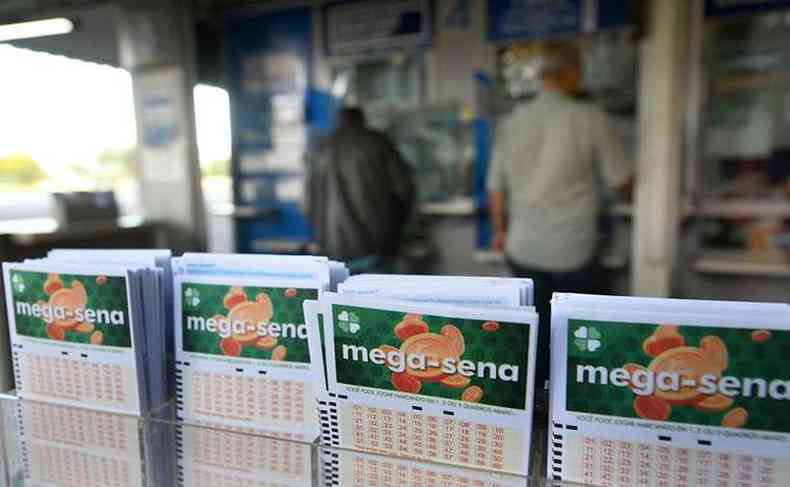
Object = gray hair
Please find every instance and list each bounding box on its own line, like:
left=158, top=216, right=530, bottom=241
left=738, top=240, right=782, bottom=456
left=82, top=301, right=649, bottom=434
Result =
left=540, top=40, right=581, bottom=79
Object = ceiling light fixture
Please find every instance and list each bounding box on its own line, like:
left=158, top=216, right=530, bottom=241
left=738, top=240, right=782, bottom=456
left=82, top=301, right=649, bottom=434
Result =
left=0, top=18, right=74, bottom=43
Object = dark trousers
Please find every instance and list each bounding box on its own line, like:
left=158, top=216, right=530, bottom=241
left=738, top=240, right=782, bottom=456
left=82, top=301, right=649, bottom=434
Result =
left=507, top=256, right=606, bottom=390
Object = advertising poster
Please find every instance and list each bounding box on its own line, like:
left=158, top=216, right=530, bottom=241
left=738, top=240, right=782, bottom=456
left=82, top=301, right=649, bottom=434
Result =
left=135, top=67, right=187, bottom=184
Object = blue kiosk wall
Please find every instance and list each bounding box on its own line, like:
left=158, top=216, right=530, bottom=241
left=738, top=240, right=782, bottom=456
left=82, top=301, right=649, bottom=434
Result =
left=228, top=8, right=335, bottom=254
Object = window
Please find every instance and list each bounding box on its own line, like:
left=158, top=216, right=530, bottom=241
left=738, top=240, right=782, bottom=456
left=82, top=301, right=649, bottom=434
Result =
left=0, top=44, right=138, bottom=219
left=194, top=84, right=232, bottom=209
left=0, top=45, right=234, bottom=222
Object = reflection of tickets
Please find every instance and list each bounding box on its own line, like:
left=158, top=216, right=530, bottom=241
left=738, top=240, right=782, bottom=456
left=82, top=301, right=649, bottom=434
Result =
left=309, top=292, right=538, bottom=476
left=17, top=401, right=144, bottom=487
left=550, top=294, right=790, bottom=485
left=177, top=423, right=312, bottom=487
left=321, top=448, right=527, bottom=487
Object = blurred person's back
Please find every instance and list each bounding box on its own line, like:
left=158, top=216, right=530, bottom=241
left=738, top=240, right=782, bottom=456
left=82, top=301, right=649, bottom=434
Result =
left=491, top=91, right=628, bottom=270
left=307, top=108, right=415, bottom=267
left=487, top=41, right=632, bottom=387
left=488, top=41, right=631, bottom=272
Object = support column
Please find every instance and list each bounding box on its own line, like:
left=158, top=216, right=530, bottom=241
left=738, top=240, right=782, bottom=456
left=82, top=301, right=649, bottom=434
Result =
left=632, top=0, right=690, bottom=296
left=116, top=0, right=206, bottom=251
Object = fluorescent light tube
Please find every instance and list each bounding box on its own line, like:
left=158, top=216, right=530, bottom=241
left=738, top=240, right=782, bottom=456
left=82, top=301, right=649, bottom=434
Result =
left=0, top=18, right=74, bottom=42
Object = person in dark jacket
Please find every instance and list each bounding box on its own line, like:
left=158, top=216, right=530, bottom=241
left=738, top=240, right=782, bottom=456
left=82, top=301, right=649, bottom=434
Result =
left=306, top=107, right=415, bottom=270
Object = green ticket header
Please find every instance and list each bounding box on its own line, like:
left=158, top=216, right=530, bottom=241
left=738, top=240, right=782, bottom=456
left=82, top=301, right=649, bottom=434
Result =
left=9, top=270, right=131, bottom=348
left=181, top=282, right=317, bottom=364
left=332, top=304, right=531, bottom=410
left=567, top=319, right=790, bottom=433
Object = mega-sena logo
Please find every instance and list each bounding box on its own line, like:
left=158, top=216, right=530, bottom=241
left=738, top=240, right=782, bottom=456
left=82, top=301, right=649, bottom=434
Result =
left=337, top=310, right=360, bottom=334
left=573, top=324, right=790, bottom=428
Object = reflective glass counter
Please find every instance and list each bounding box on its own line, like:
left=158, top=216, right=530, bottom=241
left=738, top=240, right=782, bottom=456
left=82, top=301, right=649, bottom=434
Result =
left=0, top=393, right=756, bottom=486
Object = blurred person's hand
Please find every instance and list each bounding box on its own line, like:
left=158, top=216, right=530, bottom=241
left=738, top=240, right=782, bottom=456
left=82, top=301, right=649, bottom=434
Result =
left=493, top=230, right=507, bottom=253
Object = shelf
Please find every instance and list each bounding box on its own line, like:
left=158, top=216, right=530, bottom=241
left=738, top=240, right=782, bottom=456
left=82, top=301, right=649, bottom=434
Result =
left=420, top=197, right=476, bottom=217
left=695, top=199, right=790, bottom=218
left=694, top=249, right=790, bottom=277
left=421, top=201, right=633, bottom=218
left=607, top=201, right=695, bottom=218
left=712, top=72, right=790, bottom=94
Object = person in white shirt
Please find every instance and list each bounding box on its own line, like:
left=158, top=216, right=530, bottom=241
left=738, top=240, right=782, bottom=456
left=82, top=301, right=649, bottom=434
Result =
left=487, top=40, right=632, bottom=386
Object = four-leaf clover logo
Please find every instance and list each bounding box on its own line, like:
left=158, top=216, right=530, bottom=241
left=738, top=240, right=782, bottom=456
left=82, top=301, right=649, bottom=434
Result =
left=184, top=288, right=200, bottom=307
left=11, top=274, right=25, bottom=293
left=337, top=310, right=360, bottom=334
left=574, top=326, right=602, bottom=352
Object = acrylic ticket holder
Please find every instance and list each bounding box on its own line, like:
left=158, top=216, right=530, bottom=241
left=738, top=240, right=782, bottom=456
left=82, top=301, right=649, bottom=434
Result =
left=0, top=391, right=767, bottom=486
left=0, top=393, right=540, bottom=487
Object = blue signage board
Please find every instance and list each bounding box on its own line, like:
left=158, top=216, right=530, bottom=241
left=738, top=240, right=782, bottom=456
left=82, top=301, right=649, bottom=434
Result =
left=324, top=0, right=431, bottom=56
left=227, top=8, right=316, bottom=250
left=487, top=0, right=630, bottom=41
left=488, top=0, right=583, bottom=41
left=228, top=8, right=312, bottom=156
left=705, top=0, right=790, bottom=17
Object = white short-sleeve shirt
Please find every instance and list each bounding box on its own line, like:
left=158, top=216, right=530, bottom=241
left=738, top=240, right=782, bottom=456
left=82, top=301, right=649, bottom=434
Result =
left=487, top=91, right=631, bottom=272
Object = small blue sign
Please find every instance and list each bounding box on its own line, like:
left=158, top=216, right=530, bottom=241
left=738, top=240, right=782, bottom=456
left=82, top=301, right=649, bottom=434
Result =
left=487, top=0, right=630, bottom=41
left=597, top=0, right=631, bottom=30
left=324, top=0, right=431, bottom=56
left=705, top=0, right=790, bottom=17
left=489, top=0, right=583, bottom=41
left=142, top=123, right=178, bottom=148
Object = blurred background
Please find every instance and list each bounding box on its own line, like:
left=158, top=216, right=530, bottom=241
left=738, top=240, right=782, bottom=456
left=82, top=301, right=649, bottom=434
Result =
left=0, top=0, right=789, bottom=301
